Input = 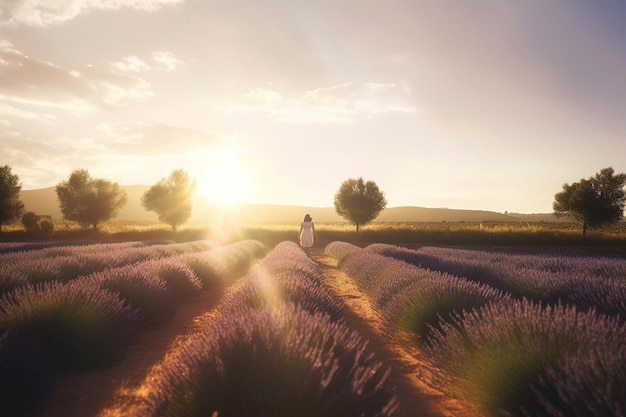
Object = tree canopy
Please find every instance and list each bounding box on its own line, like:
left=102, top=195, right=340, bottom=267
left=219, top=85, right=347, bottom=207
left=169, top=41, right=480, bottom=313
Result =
left=141, top=169, right=196, bottom=232
left=334, top=177, right=387, bottom=233
left=553, top=166, right=626, bottom=236
left=0, top=165, right=25, bottom=232
left=55, top=169, right=127, bottom=230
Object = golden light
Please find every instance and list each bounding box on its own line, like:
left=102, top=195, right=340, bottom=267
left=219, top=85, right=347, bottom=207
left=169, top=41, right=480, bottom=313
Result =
left=196, top=149, right=252, bottom=205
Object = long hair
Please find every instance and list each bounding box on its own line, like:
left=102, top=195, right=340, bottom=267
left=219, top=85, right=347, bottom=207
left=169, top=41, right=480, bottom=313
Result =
left=303, top=214, right=312, bottom=222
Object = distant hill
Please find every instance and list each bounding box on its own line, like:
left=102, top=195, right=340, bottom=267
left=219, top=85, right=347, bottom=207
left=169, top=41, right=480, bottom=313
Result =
left=20, top=186, right=158, bottom=221
left=19, top=186, right=564, bottom=223
left=378, top=207, right=566, bottom=223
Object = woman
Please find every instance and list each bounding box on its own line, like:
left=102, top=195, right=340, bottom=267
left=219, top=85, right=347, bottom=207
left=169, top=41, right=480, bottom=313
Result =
left=299, top=214, right=316, bottom=255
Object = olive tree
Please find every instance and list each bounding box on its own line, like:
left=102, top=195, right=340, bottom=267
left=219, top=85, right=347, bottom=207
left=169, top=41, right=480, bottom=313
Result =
left=0, top=165, right=25, bottom=232
left=55, top=169, right=127, bottom=230
left=334, top=177, right=387, bottom=233
left=142, top=169, right=196, bottom=232
left=553, top=167, right=626, bottom=237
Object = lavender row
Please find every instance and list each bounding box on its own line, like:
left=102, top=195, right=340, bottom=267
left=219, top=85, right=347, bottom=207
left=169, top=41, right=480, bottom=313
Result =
left=325, top=241, right=507, bottom=343
left=174, top=241, right=266, bottom=287
left=533, top=343, right=626, bottom=417
left=0, top=239, right=222, bottom=296
left=0, top=240, right=161, bottom=261
left=0, top=239, right=266, bottom=417
left=322, top=240, right=364, bottom=262
left=367, top=244, right=626, bottom=320
left=419, top=246, right=626, bottom=279
left=0, top=241, right=121, bottom=255
left=327, top=242, right=626, bottom=417
left=424, top=299, right=626, bottom=417
left=73, top=239, right=268, bottom=328
left=217, top=241, right=346, bottom=321
left=0, top=239, right=220, bottom=264
left=139, top=241, right=398, bottom=417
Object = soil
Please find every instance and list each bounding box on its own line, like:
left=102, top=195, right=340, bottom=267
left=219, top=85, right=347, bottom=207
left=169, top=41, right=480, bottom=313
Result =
left=30, top=246, right=482, bottom=417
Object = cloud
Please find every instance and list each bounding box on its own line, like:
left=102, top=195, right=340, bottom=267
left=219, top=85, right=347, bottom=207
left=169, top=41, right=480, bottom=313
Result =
left=0, top=43, right=152, bottom=112
left=93, top=123, right=233, bottom=186
left=0, top=0, right=183, bottom=27
left=0, top=102, right=56, bottom=122
left=0, top=135, right=101, bottom=189
left=98, top=122, right=223, bottom=155
left=210, top=82, right=416, bottom=124
left=151, top=51, right=184, bottom=72
left=111, top=51, right=184, bottom=73
left=2, top=124, right=225, bottom=189
left=110, top=55, right=152, bottom=73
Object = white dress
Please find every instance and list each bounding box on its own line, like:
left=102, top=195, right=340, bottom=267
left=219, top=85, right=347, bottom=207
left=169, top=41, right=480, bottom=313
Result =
left=299, top=221, right=314, bottom=248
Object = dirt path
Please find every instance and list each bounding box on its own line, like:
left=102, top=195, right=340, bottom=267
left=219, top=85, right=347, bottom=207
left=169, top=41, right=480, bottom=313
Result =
left=31, top=246, right=480, bottom=417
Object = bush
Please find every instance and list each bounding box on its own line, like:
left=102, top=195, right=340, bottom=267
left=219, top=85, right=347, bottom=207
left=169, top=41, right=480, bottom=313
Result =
left=382, top=275, right=509, bottom=343
left=424, top=299, right=626, bottom=417
left=0, top=282, right=142, bottom=369
left=81, top=266, right=177, bottom=327
left=20, top=212, right=40, bottom=233
left=18, top=259, right=63, bottom=284
left=39, top=219, right=54, bottom=236
left=18, top=213, right=53, bottom=236
left=324, top=241, right=363, bottom=262
left=533, top=344, right=626, bottom=417
left=0, top=268, right=28, bottom=296
left=141, top=259, right=203, bottom=302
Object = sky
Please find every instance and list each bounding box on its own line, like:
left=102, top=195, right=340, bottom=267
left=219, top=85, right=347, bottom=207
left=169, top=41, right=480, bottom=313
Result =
left=1, top=0, right=625, bottom=214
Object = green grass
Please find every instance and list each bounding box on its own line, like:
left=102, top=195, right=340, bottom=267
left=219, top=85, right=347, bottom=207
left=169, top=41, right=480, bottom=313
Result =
left=2, top=219, right=625, bottom=252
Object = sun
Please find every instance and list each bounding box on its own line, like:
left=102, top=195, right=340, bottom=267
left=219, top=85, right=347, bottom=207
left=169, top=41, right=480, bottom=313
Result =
left=196, top=151, right=252, bottom=205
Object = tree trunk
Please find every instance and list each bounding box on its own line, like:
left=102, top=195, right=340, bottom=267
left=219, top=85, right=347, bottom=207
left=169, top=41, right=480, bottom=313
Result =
left=582, top=221, right=587, bottom=237
left=356, top=223, right=360, bottom=234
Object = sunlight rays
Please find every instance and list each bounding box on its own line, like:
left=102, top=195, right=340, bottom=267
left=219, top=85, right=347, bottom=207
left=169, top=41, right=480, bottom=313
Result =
left=196, top=148, right=252, bottom=205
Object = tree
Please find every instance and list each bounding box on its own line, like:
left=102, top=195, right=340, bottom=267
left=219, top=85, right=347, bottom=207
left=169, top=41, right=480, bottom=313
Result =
left=0, top=165, right=25, bottom=232
left=334, top=177, right=387, bottom=233
left=553, top=167, right=626, bottom=237
left=55, top=169, right=127, bottom=230
left=142, top=169, right=196, bottom=232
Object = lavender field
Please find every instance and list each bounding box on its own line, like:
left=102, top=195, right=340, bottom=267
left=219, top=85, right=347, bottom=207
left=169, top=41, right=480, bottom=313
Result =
left=1, top=238, right=625, bottom=417
left=327, top=242, right=626, bottom=417
left=0, top=239, right=267, bottom=417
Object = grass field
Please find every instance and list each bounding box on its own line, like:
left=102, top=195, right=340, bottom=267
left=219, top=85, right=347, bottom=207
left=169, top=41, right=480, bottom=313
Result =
left=2, top=219, right=626, bottom=255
